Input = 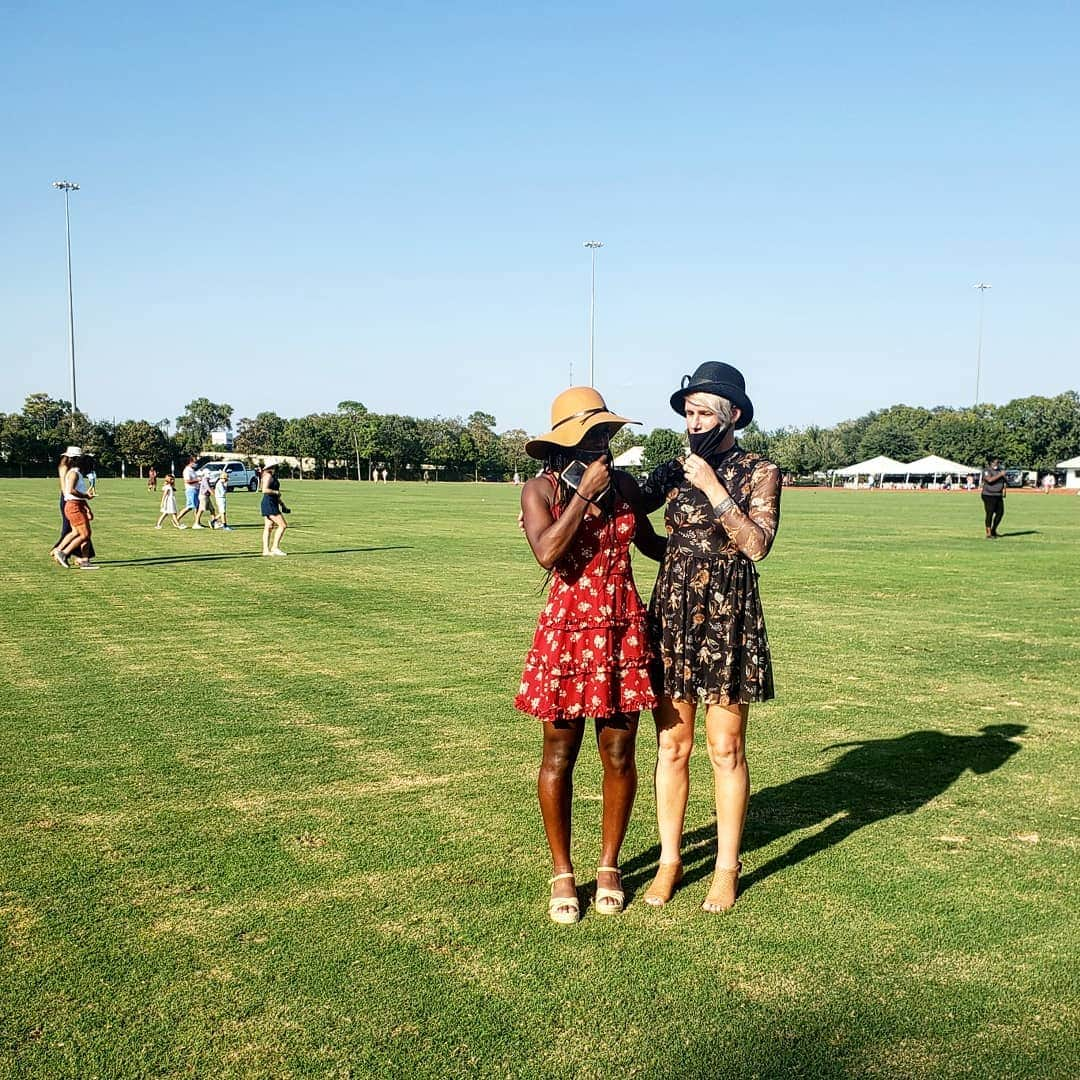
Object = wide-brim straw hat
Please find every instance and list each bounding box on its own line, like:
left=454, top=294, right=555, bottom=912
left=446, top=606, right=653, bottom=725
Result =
left=525, top=386, right=638, bottom=459
left=62, top=445, right=83, bottom=458
left=669, top=361, right=754, bottom=428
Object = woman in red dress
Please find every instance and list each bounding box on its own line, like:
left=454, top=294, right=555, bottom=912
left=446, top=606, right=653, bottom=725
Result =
left=516, top=387, right=666, bottom=923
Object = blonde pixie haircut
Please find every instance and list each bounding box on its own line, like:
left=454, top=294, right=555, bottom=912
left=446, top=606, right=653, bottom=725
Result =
left=683, top=391, right=734, bottom=427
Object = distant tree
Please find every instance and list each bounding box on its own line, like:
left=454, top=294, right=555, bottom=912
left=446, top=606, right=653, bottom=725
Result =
left=922, top=408, right=1002, bottom=467
left=22, top=392, right=71, bottom=434
left=175, top=398, right=233, bottom=453
left=499, top=429, right=533, bottom=481
left=995, top=392, right=1080, bottom=470
left=465, top=411, right=503, bottom=480
left=642, top=427, right=685, bottom=473
left=336, top=401, right=369, bottom=480
left=769, top=428, right=813, bottom=475
left=115, top=420, right=168, bottom=477
left=234, top=411, right=286, bottom=457
left=738, top=422, right=770, bottom=456
left=608, top=426, right=644, bottom=460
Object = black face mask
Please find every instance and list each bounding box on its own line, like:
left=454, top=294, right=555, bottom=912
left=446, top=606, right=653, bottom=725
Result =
left=688, top=423, right=730, bottom=464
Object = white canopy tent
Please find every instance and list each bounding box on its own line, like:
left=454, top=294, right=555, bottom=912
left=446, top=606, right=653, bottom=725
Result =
left=613, top=446, right=645, bottom=469
left=832, top=455, right=909, bottom=487
left=904, top=454, right=980, bottom=477
left=1058, top=455, right=1080, bottom=488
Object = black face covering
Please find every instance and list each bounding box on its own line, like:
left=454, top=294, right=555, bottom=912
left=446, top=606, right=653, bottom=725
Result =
left=688, top=423, right=730, bottom=464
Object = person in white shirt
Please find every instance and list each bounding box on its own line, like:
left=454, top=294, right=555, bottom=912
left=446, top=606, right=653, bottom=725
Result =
left=175, top=455, right=201, bottom=525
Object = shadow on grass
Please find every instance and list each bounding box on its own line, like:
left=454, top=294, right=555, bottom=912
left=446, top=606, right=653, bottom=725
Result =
left=992, top=530, right=1039, bottom=538
left=98, top=546, right=411, bottom=567
left=622, top=723, right=1025, bottom=900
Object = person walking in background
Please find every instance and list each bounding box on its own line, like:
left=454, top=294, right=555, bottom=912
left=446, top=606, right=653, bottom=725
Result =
left=155, top=474, right=186, bottom=529
left=981, top=458, right=1007, bottom=538
left=638, top=362, right=782, bottom=912
left=260, top=463, right=288, bottom=556
left=516, top=387, right=666, bottom=924
left=194, top=470, right=213, bottom=528
left=175, top=455, right=201, bottom=526
left=213, top=470, right=232, bottom=530
left=84, top=457, right=98, bottom=497
left=50, top=446, right=91, bottom=562
left=147, top=465, right=158, bottom=491
left=53, top=453, right=99, bottom=569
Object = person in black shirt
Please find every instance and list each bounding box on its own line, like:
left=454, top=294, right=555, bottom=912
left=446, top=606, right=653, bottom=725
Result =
left=981, top=458, right=1006, bottom=538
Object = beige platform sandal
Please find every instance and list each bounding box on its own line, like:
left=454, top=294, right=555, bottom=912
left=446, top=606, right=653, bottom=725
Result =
left=643, top=861, right=684, bottom=907
left=702, top=861, right=741, bottom=912
left=548, top=872, right=580, bottom=925
left=594, top=866, right=625, bottom=915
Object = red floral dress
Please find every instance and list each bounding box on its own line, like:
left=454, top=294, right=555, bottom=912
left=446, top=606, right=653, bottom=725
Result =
left=515, top=476, right=656, bottom=722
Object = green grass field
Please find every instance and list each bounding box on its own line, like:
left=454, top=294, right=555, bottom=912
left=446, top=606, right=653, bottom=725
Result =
left=1, top=479, right=1077, bottom=1079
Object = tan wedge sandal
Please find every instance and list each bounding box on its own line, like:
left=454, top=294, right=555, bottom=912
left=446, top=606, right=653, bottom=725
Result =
left=548, top=872, right=580, bottom=925
left=594, top=866, right=625, bottom=915
left=702, top=861, right=741, bottom=912
left=643, top=861, right=684, bottom=907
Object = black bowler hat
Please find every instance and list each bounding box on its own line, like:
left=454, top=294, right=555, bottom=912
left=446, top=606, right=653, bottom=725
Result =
left=669, top=362, right=754, bottom=428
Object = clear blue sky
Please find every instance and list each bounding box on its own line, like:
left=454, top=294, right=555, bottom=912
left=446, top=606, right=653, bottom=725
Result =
left=4, top=2, right=1078, bottom=437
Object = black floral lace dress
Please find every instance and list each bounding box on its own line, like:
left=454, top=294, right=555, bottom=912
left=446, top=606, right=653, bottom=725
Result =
left=641, top=445, right=781, bottom=706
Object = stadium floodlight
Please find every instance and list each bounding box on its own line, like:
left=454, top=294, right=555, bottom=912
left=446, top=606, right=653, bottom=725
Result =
left=583, top=241, right=604, bottom=387
left=973, top=283, right=991, bottom=406
left=53, top=181, right=81, bottom=425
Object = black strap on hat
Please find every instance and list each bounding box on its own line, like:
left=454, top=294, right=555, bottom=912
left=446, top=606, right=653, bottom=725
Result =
left=552, top=406, right=607, bottom=430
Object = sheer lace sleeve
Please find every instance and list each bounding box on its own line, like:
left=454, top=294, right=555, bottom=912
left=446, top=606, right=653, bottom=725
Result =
left=720, top=460, right=781, bottom=562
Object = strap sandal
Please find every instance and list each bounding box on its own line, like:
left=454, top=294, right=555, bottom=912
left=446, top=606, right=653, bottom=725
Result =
left=643, top=861, right=684, bottom=907
left=702, top=861, right=742, bottom=913
left=548, top=872, right=580, bottom=925
left=594, top=866, right=625, bottom=916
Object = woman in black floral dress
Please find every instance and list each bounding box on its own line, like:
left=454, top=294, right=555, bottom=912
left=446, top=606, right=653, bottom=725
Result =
left=639, top=362, right=781, bottom=912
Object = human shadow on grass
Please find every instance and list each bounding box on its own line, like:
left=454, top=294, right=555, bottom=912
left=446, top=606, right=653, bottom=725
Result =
left=98, top=546, right=411, bottom=567
left=990, top=530, right=1039, bottom=538
left=622, top=724, right=1025, bottom=901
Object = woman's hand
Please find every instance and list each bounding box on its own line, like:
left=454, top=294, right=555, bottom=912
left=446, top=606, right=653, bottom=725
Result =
left=683, top=453, right=724, bottom=503
left=576, top=457, right=611, bottom=502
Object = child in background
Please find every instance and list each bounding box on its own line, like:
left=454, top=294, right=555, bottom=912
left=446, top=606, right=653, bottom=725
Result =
left=155, top=474, right=186, bottom=529
left=194, top=470, right=212, bottom=528
left=213, top=471, right=232, bottom=530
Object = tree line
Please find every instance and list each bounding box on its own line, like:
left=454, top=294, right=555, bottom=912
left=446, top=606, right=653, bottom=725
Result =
left=2, top=389, right=1077, bottom=480
left=637, top=392, right=1080, bottom=477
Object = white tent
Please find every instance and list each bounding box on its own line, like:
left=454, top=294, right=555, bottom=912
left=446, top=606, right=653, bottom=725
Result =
left=613, top=446, right=645, bottom=468
left=832, top=455, right=909, bottom=489
left=905, top=454, right=980, bottom=477
left=1058, top=454, right=1080, bottom=488
left=834, top=455, right=908, bottom=476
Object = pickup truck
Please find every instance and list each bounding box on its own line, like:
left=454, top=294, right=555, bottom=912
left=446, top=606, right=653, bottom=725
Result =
left=199, top=460, right=260, bottom=491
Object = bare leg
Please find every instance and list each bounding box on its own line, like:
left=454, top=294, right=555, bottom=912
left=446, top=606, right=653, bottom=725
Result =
left=595, top=714, right=638, bottom=907
left=703, top=702, right=749, bottom=912
left=262, top=519, right=273, bottom=554
left=539, top=719, right=585, bottom=914
left=272, top=522, right=286, bottom=551
left=644, top=697, right=696, bottom=906
left=653, top=697, right=696, bottom=864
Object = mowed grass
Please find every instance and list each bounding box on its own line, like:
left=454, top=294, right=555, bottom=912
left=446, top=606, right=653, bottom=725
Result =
left=1, top=478, right=1077, bottom=1079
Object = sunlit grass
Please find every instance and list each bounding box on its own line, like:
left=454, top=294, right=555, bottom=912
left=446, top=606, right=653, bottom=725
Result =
left=1, top=479, right=1077, bottom=1078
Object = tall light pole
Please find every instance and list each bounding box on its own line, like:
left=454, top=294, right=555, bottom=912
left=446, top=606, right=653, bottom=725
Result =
left=53, top=180, right=80, bottom=425
left=973, top=282, right=991, bottom=406
left=583, top=240, right=603, bottom=387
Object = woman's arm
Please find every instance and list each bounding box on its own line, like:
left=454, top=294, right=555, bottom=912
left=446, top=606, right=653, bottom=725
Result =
left=617, top=472, right=667, bottom=562
left=521, top=458, right=610, bottom=570
left=638, top=458, right=683, bottom=514
left=684, top=457, right=781, bottom=562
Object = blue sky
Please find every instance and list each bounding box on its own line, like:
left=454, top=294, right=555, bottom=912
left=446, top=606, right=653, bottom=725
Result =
left=3, top=2, right=1078, bottom=437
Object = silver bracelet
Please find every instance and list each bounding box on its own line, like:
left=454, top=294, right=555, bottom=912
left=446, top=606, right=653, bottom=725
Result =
left=712, top=496, right=736, bottom=517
